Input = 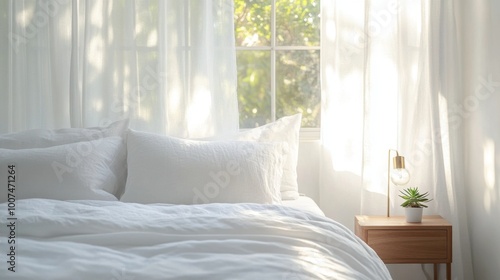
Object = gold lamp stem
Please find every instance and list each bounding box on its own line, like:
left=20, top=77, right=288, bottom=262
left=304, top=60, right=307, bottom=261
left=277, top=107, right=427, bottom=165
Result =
left=387, top=150, right=395, bottom=217
left=387, top=149, right=406, bottom=217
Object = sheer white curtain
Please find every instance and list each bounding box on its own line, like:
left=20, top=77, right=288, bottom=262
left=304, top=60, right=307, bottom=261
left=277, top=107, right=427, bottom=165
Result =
left=321, top=0, right=473, bottom=278
left=0, top=0, right=238, bottom=138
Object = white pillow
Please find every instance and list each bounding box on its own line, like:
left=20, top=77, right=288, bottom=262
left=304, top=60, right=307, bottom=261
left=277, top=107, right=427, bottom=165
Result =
left=0, top=119, right=129, bottom=197
left=208, top=114, right=301, bottom=200
left=0, top=119, right=129, bottom=149
left=0, top=137, right=126, bottom=202
left=121, top=130, right=286, bottom=205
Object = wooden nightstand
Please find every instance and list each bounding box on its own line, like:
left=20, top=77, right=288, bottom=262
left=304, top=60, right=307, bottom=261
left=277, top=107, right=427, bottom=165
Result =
left=354, top=215, right=452, bottom=280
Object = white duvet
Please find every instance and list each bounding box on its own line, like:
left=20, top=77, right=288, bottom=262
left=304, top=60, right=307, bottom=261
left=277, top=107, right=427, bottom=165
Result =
left=0, top=199, right=391, bottom=279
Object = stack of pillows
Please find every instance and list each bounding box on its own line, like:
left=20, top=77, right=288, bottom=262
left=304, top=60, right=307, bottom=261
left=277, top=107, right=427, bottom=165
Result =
left=0, top=114, right=302, bottom=205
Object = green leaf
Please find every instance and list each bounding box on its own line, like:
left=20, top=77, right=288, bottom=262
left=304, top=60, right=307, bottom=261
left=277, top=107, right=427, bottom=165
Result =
left=398, top=187, right=432, bottom=208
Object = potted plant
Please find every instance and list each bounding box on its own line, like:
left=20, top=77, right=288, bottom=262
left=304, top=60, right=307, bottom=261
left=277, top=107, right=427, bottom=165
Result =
left=398, top=187, right=432, bottom=223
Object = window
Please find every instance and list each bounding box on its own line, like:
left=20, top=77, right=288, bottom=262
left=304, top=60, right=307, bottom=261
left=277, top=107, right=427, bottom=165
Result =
left=234, top=0, right=321, bottom=132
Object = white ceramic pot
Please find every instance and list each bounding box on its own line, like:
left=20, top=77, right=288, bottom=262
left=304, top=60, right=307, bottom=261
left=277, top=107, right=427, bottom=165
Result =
left=405, top=207, right=423, bottom=223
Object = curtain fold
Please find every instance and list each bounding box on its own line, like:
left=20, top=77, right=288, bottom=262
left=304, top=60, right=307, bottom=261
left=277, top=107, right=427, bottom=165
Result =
left=321, top=0, right=473, bottom=278
left=0, top=0, right=238, bottom=138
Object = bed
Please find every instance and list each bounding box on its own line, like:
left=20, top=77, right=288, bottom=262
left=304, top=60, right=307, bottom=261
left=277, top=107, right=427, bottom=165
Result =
left=283, top=195, right=325, bottom=216
left=0, top=116, right=391, bottom=279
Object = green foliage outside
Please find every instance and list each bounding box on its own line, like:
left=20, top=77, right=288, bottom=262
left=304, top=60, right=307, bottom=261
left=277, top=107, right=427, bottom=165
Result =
left=234, top=0, right=321, bottom=128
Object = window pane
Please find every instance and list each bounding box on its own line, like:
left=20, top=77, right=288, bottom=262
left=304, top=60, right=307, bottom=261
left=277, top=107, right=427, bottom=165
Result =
left=237, top=50, right=272, bottom=128
left=276, top=0, right=320, bottom=46
left=234, top=0, right=271, bottom=47
left=276, top=50, right=320, bottom=127
left=134, top=1, right=159, bottom=47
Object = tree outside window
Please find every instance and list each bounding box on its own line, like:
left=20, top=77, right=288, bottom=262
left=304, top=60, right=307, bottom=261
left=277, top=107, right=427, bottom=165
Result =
left=234, top=0, right=321, bottom=129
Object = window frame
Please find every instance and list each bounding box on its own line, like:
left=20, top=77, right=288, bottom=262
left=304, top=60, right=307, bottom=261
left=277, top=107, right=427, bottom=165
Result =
left=235, top=0, right=321, bottom=140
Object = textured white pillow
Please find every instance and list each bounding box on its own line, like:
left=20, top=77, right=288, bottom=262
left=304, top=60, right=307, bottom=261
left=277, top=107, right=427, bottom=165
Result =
left=0, top=119, right=129, bottom=197
left=0, top=137, right=126, bottom=202
left=209, top=114, right=301, bottom=200
left=121, top=130, right=286, bottom=205
left=0, top=119, right=129, bottom=149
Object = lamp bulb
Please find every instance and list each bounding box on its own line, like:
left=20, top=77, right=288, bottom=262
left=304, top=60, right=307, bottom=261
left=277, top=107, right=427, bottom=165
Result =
left=390, top=168, right=410, bottom=185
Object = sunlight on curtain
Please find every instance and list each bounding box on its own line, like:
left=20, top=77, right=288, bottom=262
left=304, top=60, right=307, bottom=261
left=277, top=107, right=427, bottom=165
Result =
left=320, top=0, right=400, bottom=227
left=320, top=0, right=473, bottom=278
left=0, top=0, right=238, bottom=138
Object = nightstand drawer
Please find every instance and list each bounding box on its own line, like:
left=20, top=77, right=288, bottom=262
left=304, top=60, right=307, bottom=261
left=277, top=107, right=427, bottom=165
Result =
left=355, top=215, right=452, bottom=279
left=366, top=229, right=448, bottom=262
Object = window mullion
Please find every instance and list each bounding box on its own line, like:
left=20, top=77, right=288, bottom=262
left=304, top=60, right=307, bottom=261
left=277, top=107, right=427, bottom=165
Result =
left=270, top=0, right=276, bottom=122
left=234, top=0, right=321, bottom=133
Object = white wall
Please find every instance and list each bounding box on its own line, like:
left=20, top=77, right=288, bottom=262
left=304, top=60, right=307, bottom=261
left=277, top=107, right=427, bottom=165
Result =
left=296, top=140, right=320, bottom=202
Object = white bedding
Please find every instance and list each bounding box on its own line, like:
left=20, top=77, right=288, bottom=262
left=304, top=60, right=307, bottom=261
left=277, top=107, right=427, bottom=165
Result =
left=0, top=199, right=391, bottom=279
left=282, top=195, right=325, bottom=216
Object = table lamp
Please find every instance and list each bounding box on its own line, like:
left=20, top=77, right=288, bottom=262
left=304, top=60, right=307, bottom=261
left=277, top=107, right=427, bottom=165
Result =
left=387, top=149, right=410, bottom=217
